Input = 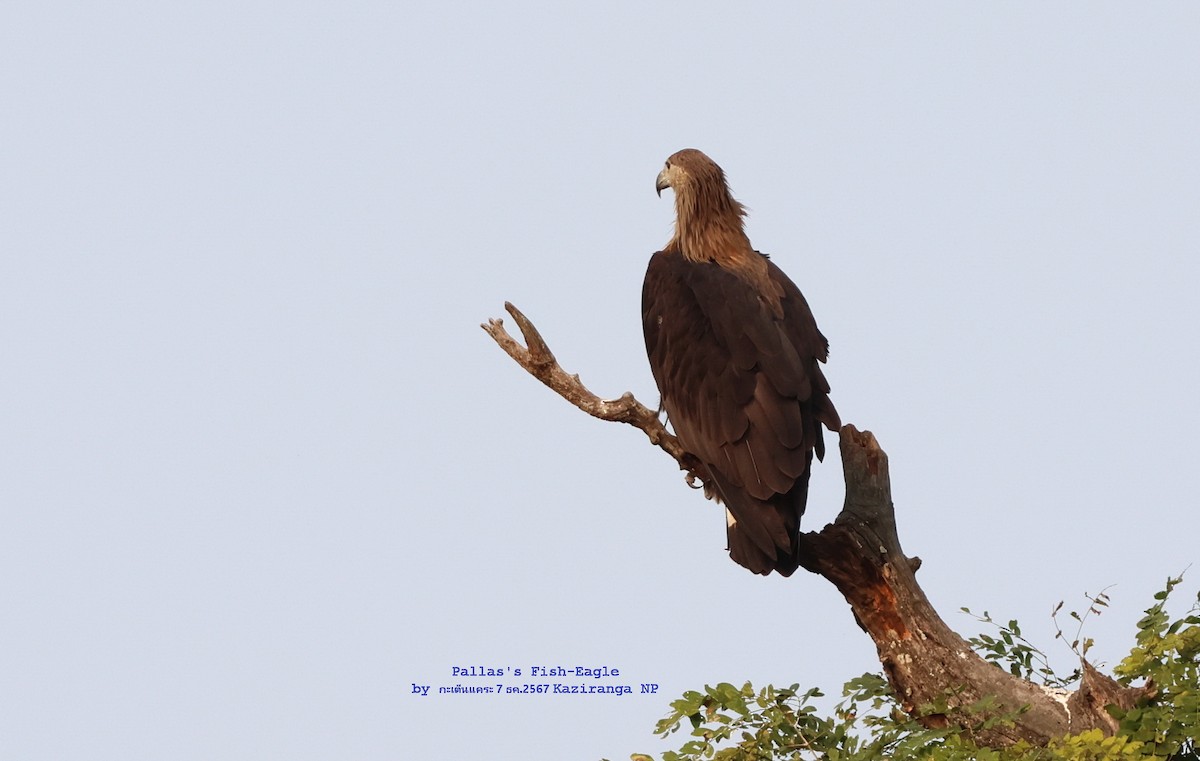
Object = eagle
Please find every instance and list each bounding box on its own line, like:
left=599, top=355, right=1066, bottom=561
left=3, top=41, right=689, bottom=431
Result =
left=642, top=149, right=840, bottom=576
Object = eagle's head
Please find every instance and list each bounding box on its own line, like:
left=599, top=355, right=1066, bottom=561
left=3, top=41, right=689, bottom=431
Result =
left=655, top=149, right=749, bottom=262
left=655, top=148, right=723, bottom=198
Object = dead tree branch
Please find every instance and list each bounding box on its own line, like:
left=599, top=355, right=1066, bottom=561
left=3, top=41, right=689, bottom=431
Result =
left=482, top=302, right=1152, bottom=748
left=481, top=301, right=708, bottom=485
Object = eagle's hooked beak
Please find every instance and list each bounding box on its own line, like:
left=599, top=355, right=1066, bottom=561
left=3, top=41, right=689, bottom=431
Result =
left=655, top=168, right=670, bottom=197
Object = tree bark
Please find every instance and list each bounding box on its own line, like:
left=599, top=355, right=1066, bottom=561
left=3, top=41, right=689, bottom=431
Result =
left=801, top=426, right=1151, bottom=745
left=482, top=302, right=1151, bottom=748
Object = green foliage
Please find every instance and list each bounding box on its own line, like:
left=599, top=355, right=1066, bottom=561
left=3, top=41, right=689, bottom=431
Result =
left=1053, top=587, right=1115, bottom=663
left=960, top=585, right=1114, bottom=689
left=618, top=577, right=1199, bottom=761
left=640, top=676, right=964, bottom=761
left=1110, top=575, right=1200, bottom=759
left=624, top=674, right=1035, bottom=761
left=962, top=607, right=1078, bottom=688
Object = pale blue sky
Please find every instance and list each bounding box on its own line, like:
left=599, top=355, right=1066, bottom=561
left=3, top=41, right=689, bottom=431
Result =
left=2, top=3, right=1198, bottom=760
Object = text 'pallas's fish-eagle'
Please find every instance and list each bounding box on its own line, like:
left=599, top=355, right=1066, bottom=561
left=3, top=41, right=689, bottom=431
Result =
left=642, top=149, right=840, bottom=576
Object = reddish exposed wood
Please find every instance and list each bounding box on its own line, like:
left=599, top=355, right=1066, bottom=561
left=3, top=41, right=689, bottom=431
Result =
left=482, top=303, right=1153, bottom=748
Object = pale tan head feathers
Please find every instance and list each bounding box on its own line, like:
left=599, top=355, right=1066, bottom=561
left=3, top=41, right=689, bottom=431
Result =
left=656, top=149, right=752, bottom=263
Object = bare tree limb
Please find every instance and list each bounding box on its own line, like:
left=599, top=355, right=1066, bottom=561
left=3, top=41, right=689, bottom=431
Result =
left=481, top=301, right=708, bottom=486
left=482, top=302, right=1153, bottom=748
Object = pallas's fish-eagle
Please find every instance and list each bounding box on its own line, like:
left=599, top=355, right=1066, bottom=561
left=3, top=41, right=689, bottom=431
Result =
left=642, top=149, right=840, bottom=576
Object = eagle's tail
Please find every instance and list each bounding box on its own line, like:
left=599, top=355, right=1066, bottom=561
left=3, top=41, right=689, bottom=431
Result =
left=717, top=469, right=810, bottom=577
